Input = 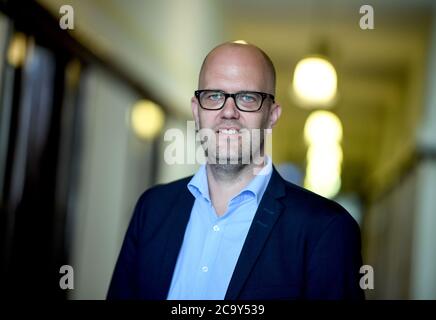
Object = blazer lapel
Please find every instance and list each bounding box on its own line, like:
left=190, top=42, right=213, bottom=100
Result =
left=157, top=186, right=194, bottom=299
left=225, top=167, right=286, bottom=300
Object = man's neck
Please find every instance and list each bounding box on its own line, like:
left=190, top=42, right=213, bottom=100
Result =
left=205, top=158, right=267, bottom=216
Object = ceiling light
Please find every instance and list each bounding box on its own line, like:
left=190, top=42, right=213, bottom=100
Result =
left=304, top=110, right=343, bottom=145
left=292, top=56, right=337, bottom=108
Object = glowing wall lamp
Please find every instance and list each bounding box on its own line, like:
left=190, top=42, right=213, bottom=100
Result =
left=131, top=100, right=165, bottom=140
left=7, top=32, right=28, bottom=68
left=292, top=56, right=337, bottom=108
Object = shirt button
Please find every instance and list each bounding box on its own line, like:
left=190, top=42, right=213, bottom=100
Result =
left=213, top=225, right=220, bottom=232
left=202, top=266, right=208, bottom=272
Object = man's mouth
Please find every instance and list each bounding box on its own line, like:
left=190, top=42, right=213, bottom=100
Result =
left=216, top=127, right=243, bottom=135
left=217, top=128, right=240, bottom=135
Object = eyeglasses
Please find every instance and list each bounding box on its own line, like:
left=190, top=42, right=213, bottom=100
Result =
left=195, top=90, right=275, bottom=112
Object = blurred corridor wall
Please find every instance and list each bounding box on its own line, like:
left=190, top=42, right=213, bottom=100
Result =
left=363, top=9, right=436, bottom=300
left=410, top=7, right=436, bottom=299
left=0, top=12, right=9, bottom=197
left=363, top=168, right=417, bottom=299
left=69, top=67, right=154, bottom=299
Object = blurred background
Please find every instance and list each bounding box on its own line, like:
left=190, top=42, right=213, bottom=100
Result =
left=0, top=0, right=435, bottom=300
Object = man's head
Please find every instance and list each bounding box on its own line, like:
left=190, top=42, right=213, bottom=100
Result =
left=192, top=42, right=282, bottom=165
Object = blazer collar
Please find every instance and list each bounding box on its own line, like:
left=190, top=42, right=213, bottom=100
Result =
left=225, top=166, right=287, bottom=300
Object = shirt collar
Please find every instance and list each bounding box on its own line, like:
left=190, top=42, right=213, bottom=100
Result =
left=187, top=164, right=210, bottom=202
left=239, top=156, right=273, bottom=204
left=187, top=157, right=273, bottom=205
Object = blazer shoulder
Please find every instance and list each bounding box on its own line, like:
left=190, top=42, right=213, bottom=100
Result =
left=277, top=175, right=357, bottom=227
left=275, top=176, right=361, bottom=253
left=139, top=175, right=193, bottom=203
left=129, top=175, right=194, bottom=237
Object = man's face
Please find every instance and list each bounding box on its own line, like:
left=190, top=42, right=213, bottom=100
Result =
left=192, top=45, right=281, bottom=165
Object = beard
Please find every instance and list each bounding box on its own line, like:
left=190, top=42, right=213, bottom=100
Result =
left=198, top=127, right=266, bottom=166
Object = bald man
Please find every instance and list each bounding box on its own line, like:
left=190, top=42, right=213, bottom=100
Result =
left=107, top=42, right=364, bottom=300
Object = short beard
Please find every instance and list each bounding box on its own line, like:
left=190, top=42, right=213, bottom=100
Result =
left=209, top=162, right=246, bottom=181
left=198, top=127, right=267, bottom=168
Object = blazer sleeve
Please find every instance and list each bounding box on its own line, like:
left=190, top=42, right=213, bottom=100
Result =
left=106, top=192, right=145, bottom=299
left=305, top=213, right=365, bottom=300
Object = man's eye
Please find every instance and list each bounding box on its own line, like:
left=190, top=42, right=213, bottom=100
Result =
left=239, top=94, right=256, bottom=103
left=206, top=93, right=223, bottom=101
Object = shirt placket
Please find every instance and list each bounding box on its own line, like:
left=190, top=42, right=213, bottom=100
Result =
left=196, top=199, right=225, bottom=297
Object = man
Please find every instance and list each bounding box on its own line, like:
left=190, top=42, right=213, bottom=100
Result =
left=107, top=42, right=364, bottom=300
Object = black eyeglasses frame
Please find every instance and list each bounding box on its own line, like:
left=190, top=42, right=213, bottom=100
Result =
left=194, top=89, right=275, bottom=112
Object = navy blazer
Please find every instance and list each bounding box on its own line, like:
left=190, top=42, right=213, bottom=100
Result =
left=107, top=167, right=365, bottom=300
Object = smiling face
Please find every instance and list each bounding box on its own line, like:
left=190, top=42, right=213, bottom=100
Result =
left=192, top=43, right=281, bottom=165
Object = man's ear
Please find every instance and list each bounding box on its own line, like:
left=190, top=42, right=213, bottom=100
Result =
left=191, top=96, right=200, bottom=130
left=268, top=103, right=282, bottom=128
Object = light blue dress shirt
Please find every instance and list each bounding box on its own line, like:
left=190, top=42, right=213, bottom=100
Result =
left=167, top=159, right=273, bottom=300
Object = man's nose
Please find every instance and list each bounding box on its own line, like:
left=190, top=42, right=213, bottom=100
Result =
left=220, top=96, right=240, bottom=119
